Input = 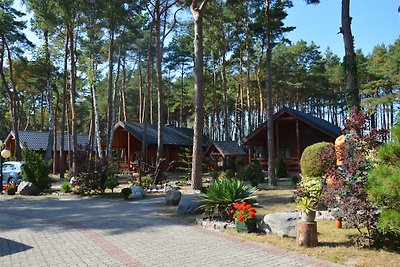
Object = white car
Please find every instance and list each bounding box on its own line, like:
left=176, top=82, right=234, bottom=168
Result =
left=2, top=161, right=24, bottom=187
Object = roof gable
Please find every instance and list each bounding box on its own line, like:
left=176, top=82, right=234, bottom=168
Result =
left=242, top=108, right=341, bottom=144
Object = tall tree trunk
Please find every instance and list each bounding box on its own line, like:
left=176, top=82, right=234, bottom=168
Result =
left=0, top=36, right=22, bottom=160
left=180, top=62, right=184, bottom=127
left=44, top=31, right=54, bottom=165
left=341, top=0, right=359, bottom=109
left=106, top=30, right=115, bottom=159
left=53, top=89, right=59, bottom=174
left=265, top=0, right=276, bottom=186
left=60, top=30, right=69, bottom=179
left=68, top=24, right=78, bottom=176
left=155, top=0, right=164, bottom=165
left=190, top=0, right=209, bottom=190
left=121, top=56, right=128, bottom=121
left=139, top=56, right=144, bottom=123
left=221, top=36, right=229, bottom=141
left=245, top=25, right=252, bottom=134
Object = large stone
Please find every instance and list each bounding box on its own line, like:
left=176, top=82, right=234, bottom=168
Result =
left=177, top=194, right=202, bottom=214
left=17, top=181, right=39, bottom=196
left=165, top=189, right=182, bottom=205
left=260, top=211, right=301, bottom=237
left=129, top=185, right=145, bottom=200
left=260, top=210, right=335, bottom=237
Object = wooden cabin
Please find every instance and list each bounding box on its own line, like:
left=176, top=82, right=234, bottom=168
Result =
left=4, top=131, right=89, bottom=173
left=203, top=141, right=247, bottom=171
left=111, top=121, right=209, bottom=171
left=242, top=108, right=341, bottom=172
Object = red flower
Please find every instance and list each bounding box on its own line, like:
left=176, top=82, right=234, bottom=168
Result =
left=231, top=201, right=257, bottom=223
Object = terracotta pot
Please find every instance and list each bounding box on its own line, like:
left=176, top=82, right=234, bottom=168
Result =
left=335, top=218, right=342, bottom=229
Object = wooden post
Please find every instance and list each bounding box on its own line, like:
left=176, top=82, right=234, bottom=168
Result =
left=127, top=133, right=131, bottom=169
left=296, top=221, right=318, bottom=247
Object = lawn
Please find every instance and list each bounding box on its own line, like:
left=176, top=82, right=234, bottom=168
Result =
left=227, top=186, right=400, bottom=267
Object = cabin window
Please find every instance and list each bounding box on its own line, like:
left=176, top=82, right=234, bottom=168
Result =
left=279, top=147, right=291, bottom=158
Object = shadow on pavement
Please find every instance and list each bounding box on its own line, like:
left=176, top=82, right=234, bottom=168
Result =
left=0, top=237, right=33, bottom=257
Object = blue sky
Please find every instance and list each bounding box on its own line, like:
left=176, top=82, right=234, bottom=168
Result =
left=284, top=0, right=400, bottom=57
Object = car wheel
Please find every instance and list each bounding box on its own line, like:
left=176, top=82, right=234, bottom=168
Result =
left=8, top=178, right=16, bottom=187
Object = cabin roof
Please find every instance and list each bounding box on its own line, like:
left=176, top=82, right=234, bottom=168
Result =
left=205, top=141, right=247, bottom=158
left=6, top=131, right=89, bottom=151
left=116, top=121, right=209, bottom=146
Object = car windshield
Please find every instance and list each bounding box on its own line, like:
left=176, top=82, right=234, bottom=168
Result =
left=2, top=163, right=16, bottom=171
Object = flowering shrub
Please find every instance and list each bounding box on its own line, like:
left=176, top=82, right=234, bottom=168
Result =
left=230, top=202, right=257, bottom=223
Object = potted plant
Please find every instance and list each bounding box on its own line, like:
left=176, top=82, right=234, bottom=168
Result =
left=230, top=201, right=257, bottom=233
left=297, top=197, right=317, bottom=222
left=294, top=176, right=323, bottom=222
left=5, top=184, right=16, bottom=195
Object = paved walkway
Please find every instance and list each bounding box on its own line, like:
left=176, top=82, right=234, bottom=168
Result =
left=0, top=195, right=343, bottom=267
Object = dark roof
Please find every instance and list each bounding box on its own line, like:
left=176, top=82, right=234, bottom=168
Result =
left=116, top=121, right=209, bottom=146
left=242, top=107, right=341, bottom=144
left=6, top=131, right=89, bottom=151
left=205, top=141, right=246, bottom=158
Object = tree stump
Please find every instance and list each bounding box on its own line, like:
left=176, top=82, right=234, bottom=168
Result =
left=296, top=221, right=318, bottom=247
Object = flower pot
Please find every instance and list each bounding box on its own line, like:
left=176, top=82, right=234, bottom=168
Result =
left=235, top=219, right=257, bottom=233
left=301, top=210, right=316, bottom=222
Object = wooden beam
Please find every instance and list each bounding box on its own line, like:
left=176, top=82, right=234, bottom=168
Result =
left=275, top=120, right=280, bottom=159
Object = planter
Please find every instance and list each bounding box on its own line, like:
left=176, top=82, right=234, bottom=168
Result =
left=301, top=210, right=316, bottom=222
left=235, top=219, right=257, bottom=233
left=335, top=218, right=342, bottom=229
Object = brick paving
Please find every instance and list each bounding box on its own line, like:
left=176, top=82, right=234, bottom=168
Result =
left=0, top=196, right=343, bottom=267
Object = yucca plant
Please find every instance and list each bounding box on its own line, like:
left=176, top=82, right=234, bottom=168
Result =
left=198, top=178, right=257, bottom=220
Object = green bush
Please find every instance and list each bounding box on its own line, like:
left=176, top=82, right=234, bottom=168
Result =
left=291, top=175, right=300, bottom=185
left=121, top=187, right=132, bottom=200
left=300, top=142, right=333, bottom=178
left=275, top=157, right=288, bottom=178
left=240, top=162, right=264, bottom=183
left=23, top=148, right=51, bottom=192
left=61, top=181, right=71, bottom=193
left=104, top=177, right=119, bottom=192
left=198, top=178, right=257, bottom=220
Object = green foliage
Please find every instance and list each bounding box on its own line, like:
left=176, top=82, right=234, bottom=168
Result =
left=104, top=177, right=119, bottom=192
left=240, top=162, right=264, bottom=183
left=296, top=197, right=317, bottom=214
left=218, top=170, right=235, bottom=180
left=176, top=147, right=192, bottom=180
left=121, top=187, right=132, bottom=200
left=61, top=181, right=71, bottom=193
left=300, top=142, right=333, bottom=178
left=141, top=175, right=153, bottom=188
left=275, top=157, right=287, bottom=178
left=23, top=148, right=51, bottom=192
left=367, top=127, right=400, bottom=236
left=198, top=178, right=257, bottom=220
left=72, top=148, right=115, bottom=194
left=295, top=176, right=323, bottom=201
